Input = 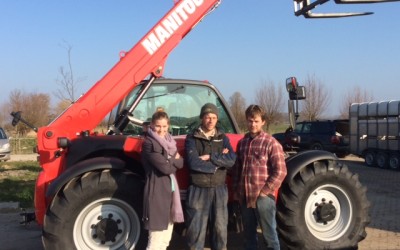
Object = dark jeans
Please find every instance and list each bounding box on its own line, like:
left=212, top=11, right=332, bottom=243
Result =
left=185, top=185, right=228, bottom=250
left=241, top=195, right=280, bottom=250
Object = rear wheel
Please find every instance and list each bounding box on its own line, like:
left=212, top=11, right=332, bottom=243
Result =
left=277, top=160, right=370, bottom=249
left=376, top=152, right=389, bottom=169
left=389, top=154, right=400, bottom=170
left=364, top=151, right=375, bottom=167
left=43, top=170, right=146, bottom=250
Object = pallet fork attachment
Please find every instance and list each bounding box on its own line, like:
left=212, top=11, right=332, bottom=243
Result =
left=294, top=0, right=399, bottom=18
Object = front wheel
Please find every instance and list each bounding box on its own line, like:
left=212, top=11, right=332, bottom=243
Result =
left=43, top=170, right=147, bottom=250
left=277, top=160, right=370, bottom=249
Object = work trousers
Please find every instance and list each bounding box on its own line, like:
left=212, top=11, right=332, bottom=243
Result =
left=241, top=195, right=280, bottom=250
left=185, top=184, right=228, bottom=250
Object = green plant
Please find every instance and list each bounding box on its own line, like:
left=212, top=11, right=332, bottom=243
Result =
left=0, top=161, right=40, bottom=208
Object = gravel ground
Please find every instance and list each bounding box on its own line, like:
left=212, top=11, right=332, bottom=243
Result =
left=343, top=157, right=400, bottom=250
left=8, top=154, right=38, bottom=162
left=1, top=155, right=399, bottom=249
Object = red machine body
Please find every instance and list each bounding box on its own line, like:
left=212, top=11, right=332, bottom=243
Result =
left=35, top=0, right=221, bottom=224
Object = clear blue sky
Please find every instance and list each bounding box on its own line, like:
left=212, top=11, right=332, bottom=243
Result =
left=1, top=1, right=399, bottom=117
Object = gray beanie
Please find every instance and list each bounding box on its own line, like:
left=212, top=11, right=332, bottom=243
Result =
left=200, top=103, right=218, bottom=118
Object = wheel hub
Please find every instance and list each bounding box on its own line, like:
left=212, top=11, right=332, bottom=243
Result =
left=92, top=214, right=122, bottom=244
left=314, top=199, right=336, bottom=224
left=304, top=185, right=353, bottom=241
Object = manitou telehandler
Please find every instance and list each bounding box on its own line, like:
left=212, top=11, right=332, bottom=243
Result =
left=12, top=0, right=397, bottom=249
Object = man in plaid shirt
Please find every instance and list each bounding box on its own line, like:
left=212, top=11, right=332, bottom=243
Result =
left=232, top=104, right=287, bottom=250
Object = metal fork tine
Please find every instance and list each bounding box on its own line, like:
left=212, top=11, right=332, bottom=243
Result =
left=294, top=0, right=398, bottom=18
left=336, top=0, right=400, bottom=3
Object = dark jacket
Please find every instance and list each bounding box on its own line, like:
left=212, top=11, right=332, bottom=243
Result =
left=142, top=135, right=184, bottom=231
left=185, top=127, right=236, bottom=187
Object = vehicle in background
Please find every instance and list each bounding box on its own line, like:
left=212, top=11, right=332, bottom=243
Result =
left=294, top=120, right=350, bottom=158
left=274, top=119, right=350, bottom=158
left=0, top=127, right=11, bottom=161
left=349, top=100, right=400, bottom=170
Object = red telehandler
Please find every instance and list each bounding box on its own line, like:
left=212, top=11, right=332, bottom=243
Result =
left=10, top=0, right=397, bottom=249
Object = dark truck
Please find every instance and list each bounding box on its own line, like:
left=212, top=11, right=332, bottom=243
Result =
left=274, top=119, right=350, bottom=158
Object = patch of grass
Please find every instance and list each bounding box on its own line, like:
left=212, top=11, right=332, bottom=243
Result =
left=0, top=179, right=36, bottom=208
left=0, top=161, right=40, bottom=208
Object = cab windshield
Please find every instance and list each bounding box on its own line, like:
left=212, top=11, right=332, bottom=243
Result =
left=110, top=79, right=237, bottom=136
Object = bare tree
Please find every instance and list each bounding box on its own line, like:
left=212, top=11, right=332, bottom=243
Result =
left=228, top=92, right=247, bottom=132
left=339, top=86, right=374, bottom=119
left=9, top=90, right=51, bottom=136
left=54, top=41, right=86, bottom=103
left=255, top=79, right=284, bottom=131
left=301, top=74, right=331, bottom=121
left=0, top=102, right=9, bottom=128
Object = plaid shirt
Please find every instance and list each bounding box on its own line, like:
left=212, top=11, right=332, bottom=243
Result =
left=232, top=131, right=287, bottom=208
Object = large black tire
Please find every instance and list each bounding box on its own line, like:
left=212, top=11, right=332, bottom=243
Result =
left=277, top=160, right=370, bottom=249
left=42, top=170, right=147, bottom=250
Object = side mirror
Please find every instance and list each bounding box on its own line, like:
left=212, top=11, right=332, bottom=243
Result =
left=289, top=86, right=306, bottom=100
left=285, top=76, right=306, bottom=132
left=286, top=77, right=306, bottom=100
left=286, top=77, right=298, bottom=92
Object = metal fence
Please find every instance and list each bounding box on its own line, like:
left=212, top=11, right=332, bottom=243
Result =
left=9, top=138, right=36, bottom=154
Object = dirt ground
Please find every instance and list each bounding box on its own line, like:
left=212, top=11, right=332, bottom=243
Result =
left=8, top=154, right=38, bottom=162
left=1, top=155, right=399, bottom=249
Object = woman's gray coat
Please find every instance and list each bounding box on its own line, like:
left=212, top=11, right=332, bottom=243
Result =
left=141, top=135, right=184, bottom=230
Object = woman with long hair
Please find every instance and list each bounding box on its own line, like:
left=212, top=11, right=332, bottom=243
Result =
left=141, top=108, right=184, bottom=250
